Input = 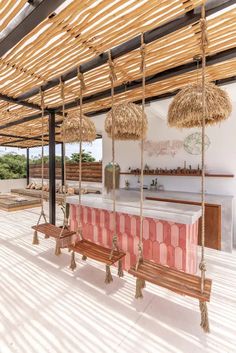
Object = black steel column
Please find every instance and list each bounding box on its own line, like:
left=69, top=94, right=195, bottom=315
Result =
left=49, top=111, right=56, bottom=225
left=61, top=142, right=65, bottom=186
left=26, top=147, right=30, bottom=185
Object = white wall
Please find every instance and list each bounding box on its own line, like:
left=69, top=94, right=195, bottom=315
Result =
left=96, top=83, right=236, bottom=245
left=0, top=178, right=27, bottom=193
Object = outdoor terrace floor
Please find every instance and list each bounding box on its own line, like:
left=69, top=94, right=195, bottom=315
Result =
left=0, top=205, right=235, bottom=353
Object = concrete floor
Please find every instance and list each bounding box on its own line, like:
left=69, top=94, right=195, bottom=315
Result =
left=0, top=205, right=235, bottom=353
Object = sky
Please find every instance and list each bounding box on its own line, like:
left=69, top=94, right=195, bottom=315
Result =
left=0, top=138, right=103, bottom=161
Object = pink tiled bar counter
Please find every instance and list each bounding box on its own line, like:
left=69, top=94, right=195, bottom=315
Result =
left=69, top=195, right=200, bottom=274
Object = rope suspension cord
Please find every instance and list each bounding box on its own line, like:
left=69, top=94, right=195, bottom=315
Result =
left=69, top=64, right=125, bottom=278
left=200, top=3, right=208, bottom=293
left=199, top=3, right=210, bottom=333
left=40, top=89, right=46, bottom=215
left=77, top=70, right=86, bottom=241
left=108, top=50, right=119, bottom=259
left=32, top=88, right=48, bottom=244
left=59, top=78, right=69, bottom=235
left=136, top=33, right=146, bottom=271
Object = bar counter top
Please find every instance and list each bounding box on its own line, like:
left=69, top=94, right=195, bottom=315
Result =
left=67, top=190, right=201, bottom=225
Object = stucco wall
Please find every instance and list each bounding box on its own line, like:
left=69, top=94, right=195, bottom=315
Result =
left=94, top=83, right=236, bottom=245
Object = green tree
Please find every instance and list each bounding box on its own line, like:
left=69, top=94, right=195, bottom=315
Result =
left=0, top=153, right=26, bottom=180
left=70, top=150, right=96, bottom=163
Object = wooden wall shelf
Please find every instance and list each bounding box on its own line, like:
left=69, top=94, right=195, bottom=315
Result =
left=120, top=172, right=234, bottom=178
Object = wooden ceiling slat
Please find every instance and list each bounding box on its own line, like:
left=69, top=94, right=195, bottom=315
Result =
left=0, top=0, right=235, bottom=148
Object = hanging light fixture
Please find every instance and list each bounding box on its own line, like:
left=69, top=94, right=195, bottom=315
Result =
left=168, top=82, right=232, bottom=129
left=168, top=15, right=232, bottom=129
left=105, top=101, right=148, bottom=140
left=61, top=111, right=96, bottom=143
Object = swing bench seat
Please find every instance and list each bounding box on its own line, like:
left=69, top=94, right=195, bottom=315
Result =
left=32, top=223, right=76, bottom=239
left=129, top=260, right=212, bottom=302
left=69, top=239, right=126, bottom=265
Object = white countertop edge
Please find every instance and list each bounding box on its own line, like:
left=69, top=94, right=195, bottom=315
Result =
left=67, top=195, right=202, bottom=225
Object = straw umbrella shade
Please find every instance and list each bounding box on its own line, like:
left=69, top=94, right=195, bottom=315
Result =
left=61, top=111, right=96, bottom=143
left=105, top=102, right=148, bottom=140
left=168, top=82, right=232, bottom=128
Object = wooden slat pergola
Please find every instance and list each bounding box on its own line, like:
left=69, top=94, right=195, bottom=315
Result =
left=0, top=0, right=235, bottom=223
left=0, top=0, right=235, bottom=148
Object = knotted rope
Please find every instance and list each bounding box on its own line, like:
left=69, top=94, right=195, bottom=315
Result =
left=199, top=4, right=210, bottom=333
left=135, top=33, right=146, bottom=298
left=77, top=71, right=86, bottom=243
left=108, top=51, right=117, bottom=82
left=140, top=35, right=146, bottom=73
left=77, top=71, right=86, bottom=91
left=106, top=50, right=123, bottom=281
left=40, top=88, right=46, bottom=219
left=69, top=71, right=87, bottom=269
left=59, top=79, right=69, bottom=241
left=136, top=33, right=146, bottom=268
left=32, top=88, right=48, bottom=245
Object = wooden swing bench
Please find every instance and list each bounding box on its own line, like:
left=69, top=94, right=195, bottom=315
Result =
left=129, top=260, right=212, bottom=302
left=69, top=239, right=125, bottom=265
left=32, top=223, right=76, bottom=239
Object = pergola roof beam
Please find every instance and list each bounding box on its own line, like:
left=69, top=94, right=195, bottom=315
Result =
left=1, top=47, right=234, bottom=131
left=0, top=112, right=47, bottom=131
left=0, top=92, right=49, bottom=113
left=0, top=0, right=68, bottom=58
left=54, top=46, right=236, bottom=113
left=86, top=74, right=236, bottom=118
left=0, top=132, right=42, bottom=141
left=16, top=0, right=235, bottom=102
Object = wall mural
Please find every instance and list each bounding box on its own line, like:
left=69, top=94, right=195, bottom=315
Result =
left=184, top=132, right=211, bottom=155
left=141, top=139, right=183, bottom=157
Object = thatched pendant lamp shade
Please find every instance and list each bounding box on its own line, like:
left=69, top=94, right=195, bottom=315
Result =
left=168, top=82, right=232, bottom=129
left=61, top=111, right=96, bottom=143
left=105, top=102, right=148, bottom=140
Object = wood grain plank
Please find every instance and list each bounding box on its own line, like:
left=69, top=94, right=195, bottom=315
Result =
left=129, top=260, right=212, bottom=301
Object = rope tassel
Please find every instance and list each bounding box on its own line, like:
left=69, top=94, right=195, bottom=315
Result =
left=199, top=301, right=210, bottom=333
left=135, top=278, right=146, bottom=299
left=117, top=259, right=124, bottom=277
left=55, top=242, right=61, bottom=256
left=70, top=251, right=77, bottom=271
left=32, top=230, right=39, bottom=245
left=105, top=265, right=113, bottom=284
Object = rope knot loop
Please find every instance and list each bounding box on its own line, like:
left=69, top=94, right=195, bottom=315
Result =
left=60, top=78, right=65, bottom=101
left=138, top=243, right=143, bottom=254
left=199, top=18, right=209, bottom=48
left=40, top=88, right=45, bottom=110
left=140, top=43, right=146, bottom=73
left=199, top=260, right=207, bottom=273
left=108, top=51, right=117, bottom=82
left=77, top=71, right=86, bottom=91
left=112, top=234, right=118, bottom=244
